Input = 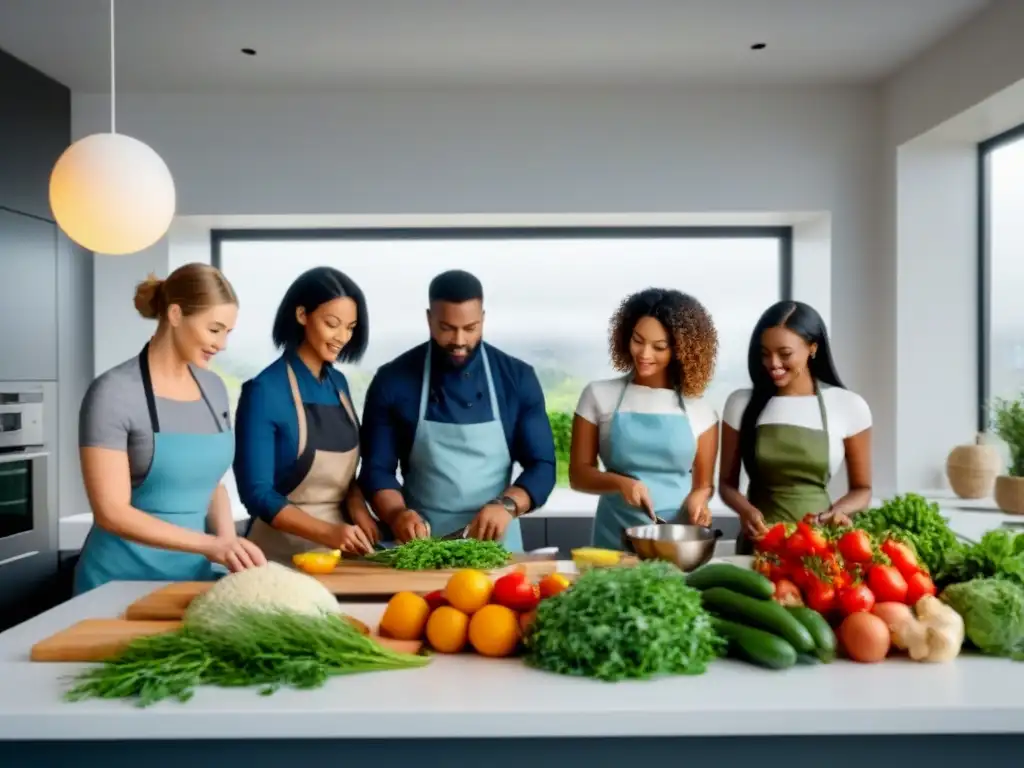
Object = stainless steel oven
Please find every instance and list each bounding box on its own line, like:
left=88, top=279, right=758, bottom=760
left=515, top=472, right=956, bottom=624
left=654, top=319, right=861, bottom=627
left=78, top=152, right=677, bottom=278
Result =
left=0, top=388, right=52, bottom=566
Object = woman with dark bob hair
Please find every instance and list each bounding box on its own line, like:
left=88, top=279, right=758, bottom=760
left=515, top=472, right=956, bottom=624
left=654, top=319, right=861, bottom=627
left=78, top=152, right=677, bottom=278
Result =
left=233, top=266, right=380, bottom=562
left=569, top=288, right=721, bottom=549
left=719, top=301, right=872, bottom=555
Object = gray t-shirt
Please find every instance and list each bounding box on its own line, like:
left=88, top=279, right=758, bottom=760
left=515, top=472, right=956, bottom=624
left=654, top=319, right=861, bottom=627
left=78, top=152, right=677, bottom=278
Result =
left=79, top=356, right=232, bottom=487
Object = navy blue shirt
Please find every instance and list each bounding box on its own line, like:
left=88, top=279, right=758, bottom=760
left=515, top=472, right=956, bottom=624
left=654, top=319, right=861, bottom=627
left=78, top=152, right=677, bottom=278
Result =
left=233, top=351, right=354, bottom=523
left=358, top=341, right=556, bottom=510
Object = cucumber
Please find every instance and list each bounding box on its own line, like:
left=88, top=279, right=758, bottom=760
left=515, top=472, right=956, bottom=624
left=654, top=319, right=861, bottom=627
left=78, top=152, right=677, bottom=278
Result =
left=712, top=618, right=798, bottom=670
left=786, top=606, right=837, bottom=663
left=701, top=587, right=815, bottom=654
left=685, top=563, right=774, bottom=600
left=796, top=653, right=820, bottom=665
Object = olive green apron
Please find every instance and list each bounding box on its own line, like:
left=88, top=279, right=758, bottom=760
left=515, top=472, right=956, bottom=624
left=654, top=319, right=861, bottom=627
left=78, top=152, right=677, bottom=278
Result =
left=736, top=387, right=831, bottom=555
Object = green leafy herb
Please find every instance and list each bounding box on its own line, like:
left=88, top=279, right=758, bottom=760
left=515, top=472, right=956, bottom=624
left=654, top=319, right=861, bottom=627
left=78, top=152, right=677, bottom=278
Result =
left=992, top=395, right=1024, bottom=476
left=937, top=529, right=1024, bottom=588
left=853, top=493, right=962, bottom=574
left=941, top=578, right=1024, bottom=659
left=64, top=608, right=430, bottom=707
left=365, top=538, right=511, bottom=570
left=523, top=561, right=724, bottom=682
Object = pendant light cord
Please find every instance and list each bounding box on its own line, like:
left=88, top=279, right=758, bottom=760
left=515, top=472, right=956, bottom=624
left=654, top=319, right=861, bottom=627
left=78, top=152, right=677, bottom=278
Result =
left=110, top=0, right=116, bottom=134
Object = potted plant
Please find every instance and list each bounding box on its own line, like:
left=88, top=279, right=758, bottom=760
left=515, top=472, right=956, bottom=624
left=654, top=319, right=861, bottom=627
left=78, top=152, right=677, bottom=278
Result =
left=991, top=393, right=1024, bottom=514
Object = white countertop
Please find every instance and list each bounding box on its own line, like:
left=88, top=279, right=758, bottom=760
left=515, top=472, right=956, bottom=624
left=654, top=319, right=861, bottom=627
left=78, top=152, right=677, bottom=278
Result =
left=1, top=578, right=1024, bottom=741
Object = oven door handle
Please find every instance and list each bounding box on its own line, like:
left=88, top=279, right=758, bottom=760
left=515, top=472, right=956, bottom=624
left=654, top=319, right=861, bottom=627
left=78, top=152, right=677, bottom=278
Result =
left=0, top=550, right=39, bottom=567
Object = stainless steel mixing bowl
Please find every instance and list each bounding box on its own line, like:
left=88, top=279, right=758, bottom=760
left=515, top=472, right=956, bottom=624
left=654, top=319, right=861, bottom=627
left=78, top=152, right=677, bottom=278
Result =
left=622, top=524, right=723, bottom=571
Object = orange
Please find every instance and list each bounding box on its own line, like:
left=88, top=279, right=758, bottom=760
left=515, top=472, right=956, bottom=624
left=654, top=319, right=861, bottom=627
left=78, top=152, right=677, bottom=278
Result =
left=379, top=591, right=430, bottom=641
left=468, top=604, right=521, bottom=657
left=444, top=569, right=494, bottom=615
left=425, top=606, right=470, bottom=653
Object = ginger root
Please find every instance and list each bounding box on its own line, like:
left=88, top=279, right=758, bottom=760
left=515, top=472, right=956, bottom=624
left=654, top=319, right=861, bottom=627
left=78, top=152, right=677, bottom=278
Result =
left=891, top=595, right=965, bottom=663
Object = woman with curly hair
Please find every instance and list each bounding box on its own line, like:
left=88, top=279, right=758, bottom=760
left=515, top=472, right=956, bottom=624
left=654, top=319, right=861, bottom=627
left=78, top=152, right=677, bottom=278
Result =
left=569, top=288, right=721, bottom=549
left=719, top=301, right=872, bottom=555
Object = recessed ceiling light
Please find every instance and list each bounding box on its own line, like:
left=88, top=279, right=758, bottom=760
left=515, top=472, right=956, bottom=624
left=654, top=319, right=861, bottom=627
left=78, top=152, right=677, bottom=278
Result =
left=750, top=43, right=767, bottom=50
left=241, top=48, right=257, bottom=56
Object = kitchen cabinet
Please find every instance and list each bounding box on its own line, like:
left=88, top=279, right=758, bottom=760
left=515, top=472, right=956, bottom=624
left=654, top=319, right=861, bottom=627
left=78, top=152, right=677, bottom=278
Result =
left=0, top=49, right=71, bottom=219
left=0, top=209, right=57, bottom=380
left=0, top=549, right=60, bottom=632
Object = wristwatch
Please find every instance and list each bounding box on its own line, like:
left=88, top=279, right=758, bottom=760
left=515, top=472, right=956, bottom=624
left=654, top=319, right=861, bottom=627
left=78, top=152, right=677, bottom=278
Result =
left=494, top=495, right=520, bottom=518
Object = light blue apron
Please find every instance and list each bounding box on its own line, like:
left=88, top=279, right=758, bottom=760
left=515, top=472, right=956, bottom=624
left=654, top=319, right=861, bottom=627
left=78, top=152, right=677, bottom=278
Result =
left=591, top=378, right=697, bottom=549
left=403, top=345, right=523, bottom=552
left=74, top=345, right=235, bottom=594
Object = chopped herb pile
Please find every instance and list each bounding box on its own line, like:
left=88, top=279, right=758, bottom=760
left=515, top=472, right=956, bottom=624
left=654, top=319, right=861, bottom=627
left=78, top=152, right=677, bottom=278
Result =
left=853, top=493, right=962, bottom=575
left=523, top=561, right=724, bottom=682
left=64, top=608, right=429, bottom=708
left=365, top=538, right=511, bottom=570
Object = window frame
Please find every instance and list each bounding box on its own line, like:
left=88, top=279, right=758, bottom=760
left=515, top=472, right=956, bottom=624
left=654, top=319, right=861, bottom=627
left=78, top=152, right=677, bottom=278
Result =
left=977, top=122, right=1024, bottom=431
left=210, top=225, right=793, bottom=299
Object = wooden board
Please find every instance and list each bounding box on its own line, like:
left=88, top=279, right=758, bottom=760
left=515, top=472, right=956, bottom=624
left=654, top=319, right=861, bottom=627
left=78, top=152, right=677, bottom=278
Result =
left=30, top=616, right=422, bottom=663
left=124, top=559, right=565, bottom=621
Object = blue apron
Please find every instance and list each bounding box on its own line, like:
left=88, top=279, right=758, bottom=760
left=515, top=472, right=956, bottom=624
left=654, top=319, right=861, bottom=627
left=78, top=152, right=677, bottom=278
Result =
left=74, top=345, right=235, bottom=594
left=591, top=378, right=696, bottom=549
left=403, top=345, right=523, bottom=552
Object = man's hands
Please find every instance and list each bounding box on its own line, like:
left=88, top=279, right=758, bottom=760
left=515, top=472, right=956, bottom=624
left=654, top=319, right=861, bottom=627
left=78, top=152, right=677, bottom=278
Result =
left=467, top=503, right=513, bottom=541
left=392, top=508, right=431, bottom=544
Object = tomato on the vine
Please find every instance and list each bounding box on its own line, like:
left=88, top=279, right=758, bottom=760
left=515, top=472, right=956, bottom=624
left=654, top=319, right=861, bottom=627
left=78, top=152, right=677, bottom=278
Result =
left=881, top=539, right=922, bottom=578
left=786, top=531, right=813, bottom=558
left=758, top=523, right=789, bottom=554
left=773, top=578, right=803, bottom=607
left=905, top=571, right=936, bottom=604
left=836, top=583, right=875, bottom=616
left=804, top=579, right=836, bottom=614
left=867, top=564, right=908, bottom=603
left=837, top=529, right=874, bottom=563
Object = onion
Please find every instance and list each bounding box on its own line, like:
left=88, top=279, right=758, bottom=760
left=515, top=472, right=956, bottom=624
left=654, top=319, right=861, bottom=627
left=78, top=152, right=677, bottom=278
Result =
left=838, top=612, right=891, bottom=663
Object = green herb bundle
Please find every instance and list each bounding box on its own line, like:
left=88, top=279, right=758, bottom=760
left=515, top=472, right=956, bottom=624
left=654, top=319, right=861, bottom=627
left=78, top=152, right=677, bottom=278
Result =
left=854, top=493, right=962, bottom=574
left=523, top=561, right=724, bottom=682
left=65, top=608, right=430, bottom=708
left=938, top=529, right=1024, bottom=588
left=365, top=538, right=511, bottom=570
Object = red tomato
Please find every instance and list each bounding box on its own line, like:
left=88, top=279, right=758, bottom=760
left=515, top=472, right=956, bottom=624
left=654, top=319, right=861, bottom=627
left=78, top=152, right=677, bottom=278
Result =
left=804, top=580, right=836, bottom=614
left=758, top=523, right=788, bottom=554
left=881, top=539, right=922, bottom=578
left=492, top=572, right=540, bottom=612
left=837, top=530, right=874, bottom=564
left=423, top=590, right=448, bottom=611
left=786, top=531, right=813, bottom=558
left=538, top=573, right=572, bottom=599
left=804, top=527, right=831, bottom=557
left=867, top=565, right=909, bottom=604
left=773, top=578, right=803, bottom=607
left=905, top=571, right=936, bottom=604
left=837, top=583, right=875, bottom=616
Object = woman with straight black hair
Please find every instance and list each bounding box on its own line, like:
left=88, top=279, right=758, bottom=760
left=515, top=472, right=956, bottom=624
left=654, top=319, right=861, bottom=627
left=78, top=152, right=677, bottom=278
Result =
left=718, top=301, right=873, bottom=555
left=233, top=266, right=380, bottom=563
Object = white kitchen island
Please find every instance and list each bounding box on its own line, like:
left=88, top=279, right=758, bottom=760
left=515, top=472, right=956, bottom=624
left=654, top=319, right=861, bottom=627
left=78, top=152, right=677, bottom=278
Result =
left=1, top=581, right=1023, bottom=767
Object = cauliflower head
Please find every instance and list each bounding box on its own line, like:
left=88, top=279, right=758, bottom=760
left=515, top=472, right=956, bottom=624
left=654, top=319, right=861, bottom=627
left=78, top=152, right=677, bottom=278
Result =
left=185, top=562, right=341, bottom=631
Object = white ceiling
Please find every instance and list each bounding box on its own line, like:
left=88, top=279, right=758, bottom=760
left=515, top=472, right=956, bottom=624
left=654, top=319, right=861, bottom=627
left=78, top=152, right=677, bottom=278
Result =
left=0, top=0, right=990, bottom=92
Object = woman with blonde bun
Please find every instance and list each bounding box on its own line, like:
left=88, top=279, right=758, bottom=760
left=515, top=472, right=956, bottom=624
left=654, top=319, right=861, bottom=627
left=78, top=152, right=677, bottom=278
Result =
left=74, top=263, right=266, bottom=594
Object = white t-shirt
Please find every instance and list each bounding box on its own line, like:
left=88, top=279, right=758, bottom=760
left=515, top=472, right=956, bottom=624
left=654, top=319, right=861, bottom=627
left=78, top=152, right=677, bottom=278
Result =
left=575, top=377, right=719, bottom=467
left=721, top=385, right=872, bottom=478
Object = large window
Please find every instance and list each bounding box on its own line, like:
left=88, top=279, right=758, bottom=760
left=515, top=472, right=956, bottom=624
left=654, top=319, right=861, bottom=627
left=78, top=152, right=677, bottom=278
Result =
left=980, top=125, right=1024, bottom=429
left=213, top=227, right=790, bottom=505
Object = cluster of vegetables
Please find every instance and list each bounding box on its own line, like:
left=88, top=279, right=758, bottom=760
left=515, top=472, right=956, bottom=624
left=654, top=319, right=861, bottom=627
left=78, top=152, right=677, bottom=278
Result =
left=379, top=567, right=572, bottom=657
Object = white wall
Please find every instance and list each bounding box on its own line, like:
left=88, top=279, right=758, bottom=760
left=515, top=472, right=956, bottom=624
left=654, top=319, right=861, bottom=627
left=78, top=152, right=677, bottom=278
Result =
left=881, top=0, right=1024, bottom=491
left=78, top=85, right=892, bottom=494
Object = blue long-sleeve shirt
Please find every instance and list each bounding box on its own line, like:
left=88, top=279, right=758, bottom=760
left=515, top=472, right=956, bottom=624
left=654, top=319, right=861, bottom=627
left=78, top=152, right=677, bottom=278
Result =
left=358, top=341, right=556, bottom=510
left=233, top=351, right=355, bottom=523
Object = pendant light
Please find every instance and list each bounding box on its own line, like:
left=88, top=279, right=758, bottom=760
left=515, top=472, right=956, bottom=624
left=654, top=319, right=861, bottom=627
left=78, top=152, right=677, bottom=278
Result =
left=49, top=0, right=176, bottom=255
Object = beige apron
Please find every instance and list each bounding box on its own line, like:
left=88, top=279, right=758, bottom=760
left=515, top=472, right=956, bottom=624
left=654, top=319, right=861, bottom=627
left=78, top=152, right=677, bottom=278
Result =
left=246, top=363, right=360, bottom=563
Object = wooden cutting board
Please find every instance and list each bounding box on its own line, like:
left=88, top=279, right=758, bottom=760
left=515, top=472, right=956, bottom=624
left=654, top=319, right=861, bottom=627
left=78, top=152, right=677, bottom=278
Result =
left=124, top=559, right=565, bottom=621
left=30, top=616, right=422, bottom=662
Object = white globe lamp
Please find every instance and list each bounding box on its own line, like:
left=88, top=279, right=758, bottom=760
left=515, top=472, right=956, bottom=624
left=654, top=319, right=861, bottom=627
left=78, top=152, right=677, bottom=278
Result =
left=49, top=132, right=176, bottom=255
